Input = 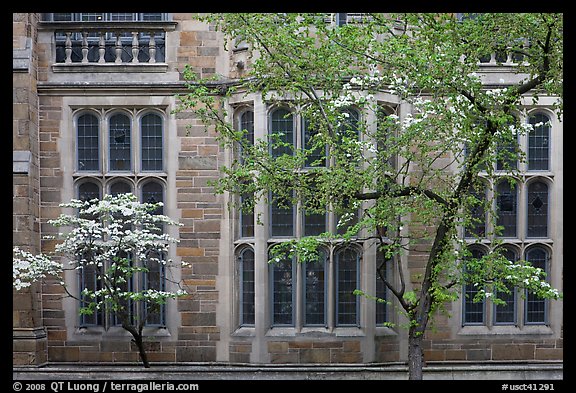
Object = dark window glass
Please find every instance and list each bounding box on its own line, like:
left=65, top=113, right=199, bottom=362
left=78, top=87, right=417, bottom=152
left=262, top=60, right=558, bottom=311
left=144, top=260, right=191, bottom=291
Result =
left=142, top=181, right=163, bottom=215
left=302, top=118, right=327, bottom=167
left=270, top=108, right=294, bottom=157
left=376, top=250, right=388, bottom=326
left=494, top=248, right=516, bottom=324
left=109, top=114, right=131, bottom=171
left=527, top=181, right=548, bottom=238
left=463, top=248, right=486, bottom=325
left=141, top=113, right=163, bottom=171
left=271, top=255, right=295, bottom=326
left=304, top=250, right=327, bottom=326
left=496, top=119, right=518, bottom=170
left=110, top=181, right=132, bottom=196
left=238, top=110, right=254, bottom=163
left=525, top=248, right=547, bottom=324
left=78, top=182, right=101, bottom=221
left=465, top=184, right=487, bottom=238
left=336, top=248, right=360, bottom=326
left=496, top=181, right=517, bottom=237
left=143, top=250, right=165, bottom=326
left=303, top=209, right=327, bottom=236
left=239, top=248, right=255, bottom=326
left=113, top=250, right=134, bottom=326
left=79, top=262, right=104, bottom=326
left=528, top=114, right=550, bottom=171
left=270, top=193, right=294, bottom=237
left=240, top=192, right=255, bottom=238
left=77, top=114, right=100, bottom=171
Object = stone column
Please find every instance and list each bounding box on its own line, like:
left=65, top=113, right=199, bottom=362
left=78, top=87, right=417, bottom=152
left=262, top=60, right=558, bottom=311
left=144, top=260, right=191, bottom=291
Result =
left=13, top=12, right=47, bottom=367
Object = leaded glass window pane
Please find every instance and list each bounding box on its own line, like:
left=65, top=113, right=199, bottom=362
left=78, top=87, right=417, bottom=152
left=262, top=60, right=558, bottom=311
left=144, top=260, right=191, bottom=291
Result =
left=77, top=114, right=100, bottom=171
left=336, top=248, right=359, bottom=326
left=238, top=110, right=254, bottom=163
left=303, top=118, right=327, bottom=167
left=304, top=250, right=327, bottom=326
left=496, top=119, right=519, bottom=170
left=271, top=256, right=295, bottom=326
left=78, top=182, right=101, bottom=221
left=528, top=114, right=550, bottom=171
left=376, top=250, right=389, bottom=326
left=110, top=181, right=131, bottom=196
left=141, top=113, right=163, bottom=171
left=79, top=262, right=103, bottom=326
left=240, top=192, right=255, bottom=238
left=239, top=248, right=255, bottom=326
left=109, top=114, right=131, bottom=172
left=142, top=181, right=163, bottom=214
left=303, top=210, right=327, bottom=236
left=527, top=181, right=548, bottom=238
left=270, top=193, right=294, bottom=237
left=494, top=248, right=516, bottom=324
left=496, top=180, right=517, bottom=237
left=113, top=251, right=134, bottom=326
left=270, top=108, right=294, bottom=157
left=465, top=184, right=487, bottom=238
left=143, top=250, right=165, bottom=326
left=525, top=248, right=547, bottom=324
left=463, top=248, right=485, bottom=325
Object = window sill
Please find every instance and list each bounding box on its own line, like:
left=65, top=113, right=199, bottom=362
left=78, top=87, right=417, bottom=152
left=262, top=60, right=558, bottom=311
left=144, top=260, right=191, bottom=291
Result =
left=264, top=327, right=365, bottom=337
left=73, top=326, right=171, bottom=339
left=458, top=325, right=553, bottom=336
left=232, top=326, right=256, bottom=337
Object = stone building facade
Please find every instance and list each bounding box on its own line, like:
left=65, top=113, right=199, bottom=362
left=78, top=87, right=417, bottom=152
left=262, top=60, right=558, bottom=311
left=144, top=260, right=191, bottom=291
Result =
left=13, top=13, right=562, bottom=369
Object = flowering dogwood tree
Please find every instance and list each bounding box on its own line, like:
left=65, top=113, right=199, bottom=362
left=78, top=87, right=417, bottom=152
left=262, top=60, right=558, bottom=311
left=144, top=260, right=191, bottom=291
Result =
left=13, top=193, right=187, bottom=368
left=177, top=13, right=563, bottom=379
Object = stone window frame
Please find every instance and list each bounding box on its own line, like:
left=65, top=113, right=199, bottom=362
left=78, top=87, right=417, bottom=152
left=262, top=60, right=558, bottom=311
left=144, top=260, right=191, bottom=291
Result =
left=461, top=242, right=553, bottom=329
left=73, top=176, right=169, bottom=331
left=73, top=107, right=167, bottom=177
left=230, top=100, right=397, bottom=334
left=71, top=106, right=170, bottom=336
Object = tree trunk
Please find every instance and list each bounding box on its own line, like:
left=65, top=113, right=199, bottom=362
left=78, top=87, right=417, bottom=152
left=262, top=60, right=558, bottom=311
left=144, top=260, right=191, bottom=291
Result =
left=407, top=328, right=424, bottom=380
left=131, top=332, right=150, bottom=368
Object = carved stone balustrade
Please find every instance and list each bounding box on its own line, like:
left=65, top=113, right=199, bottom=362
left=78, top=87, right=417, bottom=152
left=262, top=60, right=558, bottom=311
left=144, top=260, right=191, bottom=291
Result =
left=39, top=21, right=177, bottom=72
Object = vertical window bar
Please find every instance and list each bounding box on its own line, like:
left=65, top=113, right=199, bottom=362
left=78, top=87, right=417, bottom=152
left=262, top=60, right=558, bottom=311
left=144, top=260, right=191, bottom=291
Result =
left=528, top=114, right=550, bottom=171
left=336, top=248, right=360, bottom=326
left=143, top=250, right=165, bottom=326
left=270, top=108, right=294, bottom=158
left=496, top=180, right=517, bottom=237
left=77, top=114, right=100, bottom=171
left=304, top=250, right=327, bottom=326
left=109, top=114, right=131, bottom=172
left=375, top=250, right=388, bottom=326
left=270, top=255, right=295, bottom=326
left=463, top=248, right=486, bottom=325
left=239, top=248, right=255, bottom=326
left=270, top=192, right=295, bottom=237
left=525, top=248, right=548, bottom=324
left=527, top=181, right=549, bottom=238
left=494, top=248, right=517, bottom=325
left=141, top=113, right=163, bottom=171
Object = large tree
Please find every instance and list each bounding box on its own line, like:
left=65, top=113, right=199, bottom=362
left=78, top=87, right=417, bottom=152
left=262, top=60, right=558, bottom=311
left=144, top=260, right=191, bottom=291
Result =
left=177, top=13, right=563, bottom=379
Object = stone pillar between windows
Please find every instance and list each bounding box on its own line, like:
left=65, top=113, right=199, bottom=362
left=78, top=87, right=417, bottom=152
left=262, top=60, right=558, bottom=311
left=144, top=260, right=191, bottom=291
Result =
left=251, top=95, right=271, bottom=363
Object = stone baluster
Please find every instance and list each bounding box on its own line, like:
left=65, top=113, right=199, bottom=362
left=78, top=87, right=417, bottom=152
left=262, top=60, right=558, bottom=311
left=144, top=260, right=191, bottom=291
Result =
left=489, top=52, right=496, bottom=64
left=64, top=32, right=72, bottom=63
left=98, top=32, right=106, bottom=63
left=115, top=32, right=122, bottom=64
left=131, top=32, right=139, bottom=63
left=148, top=32, right=156, bottom=63
left=81, top=32, right=89, bottom=63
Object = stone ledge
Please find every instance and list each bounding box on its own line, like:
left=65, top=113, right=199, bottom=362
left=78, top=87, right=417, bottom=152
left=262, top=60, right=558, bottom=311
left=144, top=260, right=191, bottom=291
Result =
left=13, top=361, right=563, bottom=380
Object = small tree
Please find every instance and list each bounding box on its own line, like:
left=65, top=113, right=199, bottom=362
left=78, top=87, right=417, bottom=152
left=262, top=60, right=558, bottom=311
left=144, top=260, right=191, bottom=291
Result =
left=13, top=193, right=187, bottom=368
left=177, top=13, right=563, bottom=379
